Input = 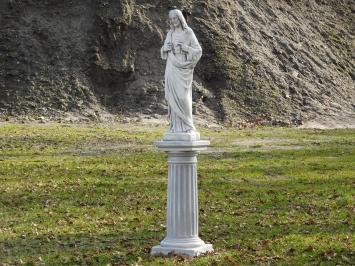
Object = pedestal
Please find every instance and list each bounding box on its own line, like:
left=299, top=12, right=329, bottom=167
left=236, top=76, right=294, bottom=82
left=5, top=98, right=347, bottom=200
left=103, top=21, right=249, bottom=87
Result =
left=151, top=136, right=213, bottom=257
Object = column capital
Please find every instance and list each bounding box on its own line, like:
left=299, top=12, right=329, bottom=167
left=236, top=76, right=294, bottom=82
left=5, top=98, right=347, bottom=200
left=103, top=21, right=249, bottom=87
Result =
left=154, top=140, right=210, bottom=153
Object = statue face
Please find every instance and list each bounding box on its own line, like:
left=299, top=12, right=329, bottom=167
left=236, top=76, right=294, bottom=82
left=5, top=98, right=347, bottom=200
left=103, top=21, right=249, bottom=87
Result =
left=169, top=12, right=180, bottom=28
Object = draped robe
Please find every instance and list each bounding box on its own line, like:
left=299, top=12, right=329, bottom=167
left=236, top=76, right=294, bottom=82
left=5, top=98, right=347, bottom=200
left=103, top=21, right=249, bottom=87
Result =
left=161, top=27, right=202, bottom=133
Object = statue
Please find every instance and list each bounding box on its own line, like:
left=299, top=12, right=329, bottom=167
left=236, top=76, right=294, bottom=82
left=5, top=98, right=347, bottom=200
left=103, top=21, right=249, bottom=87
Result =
left=161, top=9, right=202, bottom=140
left=151, top=10, right=213, bottom=257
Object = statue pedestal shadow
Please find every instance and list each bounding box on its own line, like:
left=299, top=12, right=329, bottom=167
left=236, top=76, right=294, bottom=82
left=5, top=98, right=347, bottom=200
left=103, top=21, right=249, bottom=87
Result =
left=151, top=133, right=213, bottom=257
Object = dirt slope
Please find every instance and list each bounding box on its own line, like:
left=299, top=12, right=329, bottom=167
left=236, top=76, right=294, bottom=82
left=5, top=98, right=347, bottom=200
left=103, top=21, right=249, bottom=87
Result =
left=0, top=0, right=354, bottom=126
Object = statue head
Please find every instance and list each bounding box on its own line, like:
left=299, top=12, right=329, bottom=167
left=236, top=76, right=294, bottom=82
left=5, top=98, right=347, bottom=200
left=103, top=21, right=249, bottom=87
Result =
left=168, top=9, right=188, bottom=31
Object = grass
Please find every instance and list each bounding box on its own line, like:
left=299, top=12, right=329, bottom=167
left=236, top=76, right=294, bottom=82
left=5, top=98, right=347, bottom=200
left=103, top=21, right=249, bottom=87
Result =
left=0, top=123, right=354, bottom=265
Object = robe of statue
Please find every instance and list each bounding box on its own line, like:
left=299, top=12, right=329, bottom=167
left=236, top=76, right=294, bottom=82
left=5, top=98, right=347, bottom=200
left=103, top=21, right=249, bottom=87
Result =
left=161, top=16, right=202, bottom=133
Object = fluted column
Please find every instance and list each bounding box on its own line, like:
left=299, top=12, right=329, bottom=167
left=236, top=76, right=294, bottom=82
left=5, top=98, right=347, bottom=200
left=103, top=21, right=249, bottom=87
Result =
left=151, top=139, right=213, bottom=257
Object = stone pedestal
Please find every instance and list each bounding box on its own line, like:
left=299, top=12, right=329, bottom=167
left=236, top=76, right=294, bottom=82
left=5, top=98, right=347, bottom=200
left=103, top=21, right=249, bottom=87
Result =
left=151, top=134, right=213, bottom=257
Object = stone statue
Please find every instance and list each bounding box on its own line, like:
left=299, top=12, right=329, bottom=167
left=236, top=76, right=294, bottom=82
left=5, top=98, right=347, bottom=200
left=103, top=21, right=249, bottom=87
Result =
left=161, top=9, right=202, bottom=140
left=151, top=11, right=213, bottom=257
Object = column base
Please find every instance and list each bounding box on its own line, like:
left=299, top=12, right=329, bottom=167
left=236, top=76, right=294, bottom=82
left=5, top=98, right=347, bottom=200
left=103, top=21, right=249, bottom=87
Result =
left=151, top=243, right=213, bottom=257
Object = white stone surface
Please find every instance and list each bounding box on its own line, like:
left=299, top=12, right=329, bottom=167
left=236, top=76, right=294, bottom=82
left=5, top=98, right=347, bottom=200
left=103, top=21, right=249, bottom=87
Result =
left=163, top=131, right=200, bottom=141
left=161, top=9, right=202, bottom=134
left=154, top=139, right=209, bottom=152
left=151, top=136, right=213, bottom=257
left=151, top=244, right=213, bottom=257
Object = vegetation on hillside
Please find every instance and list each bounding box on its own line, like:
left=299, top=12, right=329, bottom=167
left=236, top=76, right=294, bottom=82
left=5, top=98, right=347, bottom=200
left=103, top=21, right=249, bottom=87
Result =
left=1, top=0, right=354, bottom=126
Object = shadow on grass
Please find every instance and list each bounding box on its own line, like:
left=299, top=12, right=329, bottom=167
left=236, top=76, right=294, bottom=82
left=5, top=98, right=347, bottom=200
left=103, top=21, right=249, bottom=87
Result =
left=1, top=218, right=353, bottom=265
left=0, top=231, right=164, bottom=265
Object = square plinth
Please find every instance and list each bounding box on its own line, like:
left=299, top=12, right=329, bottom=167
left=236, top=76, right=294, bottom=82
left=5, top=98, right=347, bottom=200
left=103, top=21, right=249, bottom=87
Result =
left=163, top=132, right=200, bottom=141
left=151, top=244, right=213, bottom=257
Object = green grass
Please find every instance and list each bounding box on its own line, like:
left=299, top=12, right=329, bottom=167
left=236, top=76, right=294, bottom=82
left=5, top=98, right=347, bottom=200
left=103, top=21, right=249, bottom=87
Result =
left=0, top=123, right=354, bottom=265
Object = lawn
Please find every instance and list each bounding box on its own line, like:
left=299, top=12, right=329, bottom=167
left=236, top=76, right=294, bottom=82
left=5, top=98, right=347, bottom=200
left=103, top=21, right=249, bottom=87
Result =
left=0, top=123, right=354, bottom=265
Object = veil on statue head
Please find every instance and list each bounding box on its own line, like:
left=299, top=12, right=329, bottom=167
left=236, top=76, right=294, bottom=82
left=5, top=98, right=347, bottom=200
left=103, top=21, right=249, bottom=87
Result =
left=169, top=9, right=188, bottom=30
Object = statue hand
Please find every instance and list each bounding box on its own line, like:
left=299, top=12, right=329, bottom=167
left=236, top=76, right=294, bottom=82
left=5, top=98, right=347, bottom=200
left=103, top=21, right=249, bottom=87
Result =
left=163, top=43, right=172, bottom=52
left=179, top=43, right=189, bottom=53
